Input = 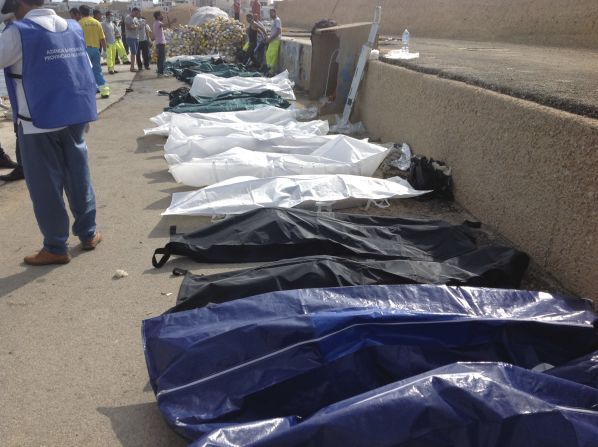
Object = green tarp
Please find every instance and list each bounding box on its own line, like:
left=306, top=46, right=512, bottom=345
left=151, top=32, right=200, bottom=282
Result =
left=165, top=58, right=261, bottom=85
left=166, top=90, right=291, bottom=114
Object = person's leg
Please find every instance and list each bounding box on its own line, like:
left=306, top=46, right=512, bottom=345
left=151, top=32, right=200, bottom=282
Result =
left=116, top=38, right=128, bottom=63
left=126, top=38, right=138, bottom=70
left=0, top=124, right=24, bottom=180
left=157, top=43, right=165, bottom=74
left=86, top=47, right=106, bottom=87
left=0, top=144, right=17, bottom=169
left=18, top=125, right=70, bottom=255
left=106, top=43, right=116, bottom=73
left=60, top=124, right=97, bottom=243
left=266, top=39, right=281, bottom=75
left=142, top=41, right=151, bottom=69
left=136, top=43, right=142, bottom=70
left=255, top=42, right=266, bottom=69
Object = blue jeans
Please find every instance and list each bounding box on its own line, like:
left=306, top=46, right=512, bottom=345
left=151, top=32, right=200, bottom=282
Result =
left=126, top=38, right=139, bottom=62
left=18, top=123, right=97, bottom=255
left=86, top=47, right=105, bottom=87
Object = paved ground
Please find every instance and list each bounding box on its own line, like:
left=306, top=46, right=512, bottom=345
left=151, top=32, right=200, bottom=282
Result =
left=378, top=37, right=598, bottom=119
left=0, top=64, right=572, bottom=446
left=0, top=69, right=190, bottom=447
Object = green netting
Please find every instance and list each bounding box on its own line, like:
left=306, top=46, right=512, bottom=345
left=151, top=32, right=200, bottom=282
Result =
left=166, top=90, right=291, bottom=114
left=165, top=58, right=262, bottom=85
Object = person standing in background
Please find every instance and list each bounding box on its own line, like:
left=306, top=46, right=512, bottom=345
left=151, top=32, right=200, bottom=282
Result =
left=112, top=15, right=129, bottom=65
left=101, top=11, right=118, bottom=74
left=92, top=8, right=101, bottom=22
left=125, top=7, right=140, bottom=72
left=265, top=8, right=282, bottom=75
left=136, top=15, right=152, bottom=71
left=152, top=11, right=170, bottom=77
left=119, top=16, right=128, bottom=55
left=245, top=13, right=266, bottom=68
left=251, top=0, right=261, bottom=20
left=233, top=0, right=240, bottom=21
left=69, top=7, right=80, bottom=21
left=79, top=5, right=109, bottom=98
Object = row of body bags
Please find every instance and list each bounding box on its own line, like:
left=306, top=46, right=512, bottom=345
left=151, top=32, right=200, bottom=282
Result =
left=144, top=108, right=430, bottom=216
left=142, top=284, right=598, bottom=446
left=146, top=109, right=391, bottom=186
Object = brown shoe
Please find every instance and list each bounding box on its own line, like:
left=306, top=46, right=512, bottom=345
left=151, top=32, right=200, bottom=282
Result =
left=82, top=232, right=102, bottom=250
left=24, top=249, right=71, bottom=266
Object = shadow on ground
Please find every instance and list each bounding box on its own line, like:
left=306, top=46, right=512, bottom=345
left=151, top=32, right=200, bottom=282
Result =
left=97, top=402, right=187, bottom=447
left=0, top=250, right=86, bottom=299
left=136, top=135, right=165, bottom=154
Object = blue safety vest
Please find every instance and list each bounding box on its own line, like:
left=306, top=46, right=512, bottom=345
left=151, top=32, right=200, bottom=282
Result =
left=4, top=18, right=97, bottom=128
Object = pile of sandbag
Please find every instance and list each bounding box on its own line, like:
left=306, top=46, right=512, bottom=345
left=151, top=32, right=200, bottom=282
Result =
left=163, top=25, right=203, bottom=58
left=196, top=16, right=246, bottom=60
left=163, top=17, right=245, bottom=61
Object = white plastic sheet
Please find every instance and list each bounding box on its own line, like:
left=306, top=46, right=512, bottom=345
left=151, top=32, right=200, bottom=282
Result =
left=163, top=115, right=331, bottom=160
left=144, top=107, right=302, bottom=136
left=189, top=71, right=296, bottom=100
left=162, top=174, right=429, bottom=216
left=168, top=136, right=392, bottom=187
left=165, top=129, right=333, bottom=161
left=165, top=54, right=220, bottom=64
left=188, top=7, right=228, bottom=26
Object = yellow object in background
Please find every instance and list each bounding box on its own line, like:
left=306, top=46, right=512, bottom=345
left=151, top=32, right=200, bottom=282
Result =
left=266, top=39, right=281, bottom=74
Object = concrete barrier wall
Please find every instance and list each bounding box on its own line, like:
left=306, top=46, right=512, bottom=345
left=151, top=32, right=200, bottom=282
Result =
left=279, top=38, right=312, bottom=91
left=357, top=61, right=598, bottom=300
left=276, top=0, right=598, bottom=48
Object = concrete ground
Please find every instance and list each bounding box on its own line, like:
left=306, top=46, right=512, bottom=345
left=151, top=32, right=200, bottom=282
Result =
left=0, top=65, right=574, bottom=446
left=0, top=69, right=189, bottom=446
left=378, top=37, right=598, bottom=119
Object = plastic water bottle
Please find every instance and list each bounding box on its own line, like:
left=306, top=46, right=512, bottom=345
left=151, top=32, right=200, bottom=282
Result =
left=402, top=29, right=410, bottom=52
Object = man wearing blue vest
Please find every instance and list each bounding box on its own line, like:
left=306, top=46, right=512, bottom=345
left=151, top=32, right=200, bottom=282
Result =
left=0, top=0, right=102, bottom=265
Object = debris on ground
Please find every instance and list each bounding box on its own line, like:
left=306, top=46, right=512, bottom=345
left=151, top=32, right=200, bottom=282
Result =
left=112, top=269, right=129, bottom=279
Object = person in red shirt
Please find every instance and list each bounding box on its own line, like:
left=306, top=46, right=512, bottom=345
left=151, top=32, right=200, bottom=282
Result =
left=251, top=0, right=261, bottom=20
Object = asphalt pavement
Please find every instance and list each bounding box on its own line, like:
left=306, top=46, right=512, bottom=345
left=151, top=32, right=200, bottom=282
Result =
left=0, top=69, right=197, bottom=446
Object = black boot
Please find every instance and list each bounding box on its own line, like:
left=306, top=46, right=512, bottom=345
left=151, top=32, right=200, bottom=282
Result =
left=0, top=151, right=17, bottom=169
left=0, top=167, right=24, bottom=181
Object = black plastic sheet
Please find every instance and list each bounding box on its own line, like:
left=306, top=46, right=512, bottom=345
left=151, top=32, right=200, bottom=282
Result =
left=152, top=208, right=482, bottom=268
left=171, top=249, right=529, bottom=313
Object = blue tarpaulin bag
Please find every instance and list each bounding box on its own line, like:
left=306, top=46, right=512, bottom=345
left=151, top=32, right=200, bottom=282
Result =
left=192, top=362, right=598, bottom=447
left=142, top=285, right=598, bottom=442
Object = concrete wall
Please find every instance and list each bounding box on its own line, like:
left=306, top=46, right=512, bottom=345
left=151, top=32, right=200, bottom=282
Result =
left=277, top=0, right=598, bottom=48
left=357, top=61, right=598, bottom=300
left=279, top=38, right=312, bottom=90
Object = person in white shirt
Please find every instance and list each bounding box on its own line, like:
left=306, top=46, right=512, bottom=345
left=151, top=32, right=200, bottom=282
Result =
left=0, top=0, right=102, bottom=265
left=265, top=8, right=282, bottom=75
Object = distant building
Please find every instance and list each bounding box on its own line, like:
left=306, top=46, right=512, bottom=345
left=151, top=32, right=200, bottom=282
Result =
left=131, top=0, right=155, bottom=10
